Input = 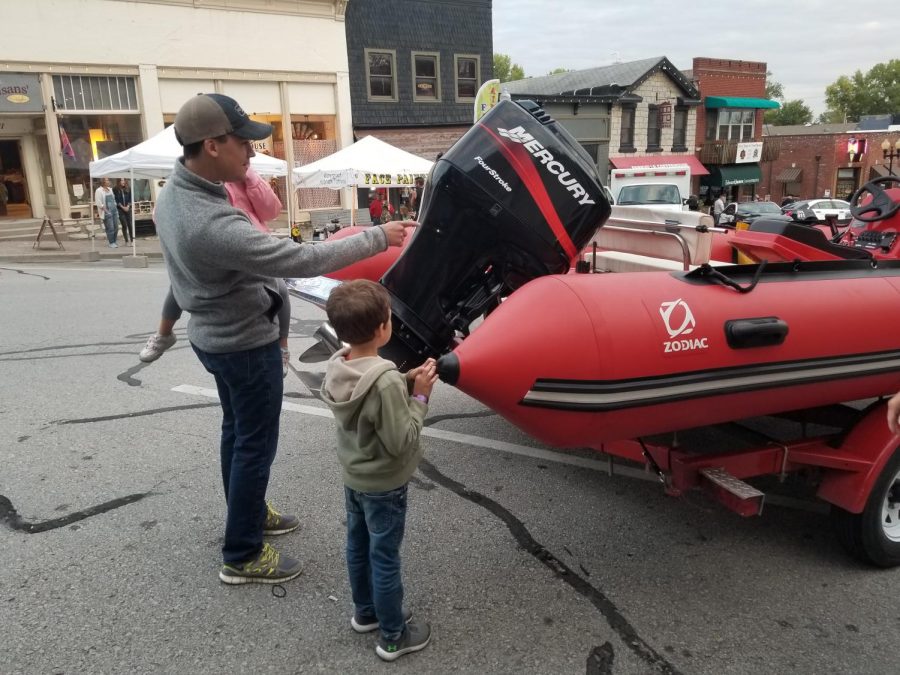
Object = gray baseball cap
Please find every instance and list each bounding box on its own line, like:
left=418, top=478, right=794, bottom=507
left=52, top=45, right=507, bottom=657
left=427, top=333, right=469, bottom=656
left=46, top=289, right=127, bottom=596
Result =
left=173, top=93, right=272, bottom=145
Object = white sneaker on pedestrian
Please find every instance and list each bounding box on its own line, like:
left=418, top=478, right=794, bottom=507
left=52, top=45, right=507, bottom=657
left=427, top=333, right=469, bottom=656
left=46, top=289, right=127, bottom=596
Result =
left=139, top=333, right=177, bottom=362
left=109, top=242, right=118, bottom=248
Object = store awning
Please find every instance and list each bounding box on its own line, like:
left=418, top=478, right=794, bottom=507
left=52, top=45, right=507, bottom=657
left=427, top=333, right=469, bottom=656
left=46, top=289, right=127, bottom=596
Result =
left=775, top=167, right=803, bottom=183
left=609, top=154, right=709, bottom=176
left=701, top=163, right=762, bottom=187
left=705, top=96, right=780, bottom=110
left=871, top=164, right=892, bottom=178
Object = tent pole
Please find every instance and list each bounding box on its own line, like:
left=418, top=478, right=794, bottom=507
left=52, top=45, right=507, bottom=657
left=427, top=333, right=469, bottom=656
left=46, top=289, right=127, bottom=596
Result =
left=130, top=168, right=136, bottom=257
left=89, top=176, right=96, bottom=252
left=350, top=187, right=354, bottom=227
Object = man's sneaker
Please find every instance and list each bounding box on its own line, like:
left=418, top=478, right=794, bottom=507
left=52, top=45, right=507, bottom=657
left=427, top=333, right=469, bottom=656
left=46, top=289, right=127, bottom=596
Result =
left=264, top=501, right=300, bottom=536
left=351, top=608, right=413, bottom=634
left=139, top=333, right=177, bottom=362
left=375, top=621, right=431, bottom=662
left=281, top=347, right=290, bottom=378
left=109, top=242, right=118, bottom=248
left=219, top=542, right=302, bottom=585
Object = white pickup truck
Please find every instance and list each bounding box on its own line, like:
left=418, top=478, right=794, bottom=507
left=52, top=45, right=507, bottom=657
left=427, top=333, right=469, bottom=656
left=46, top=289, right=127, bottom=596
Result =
left=609, top=164, right=692, bottom=213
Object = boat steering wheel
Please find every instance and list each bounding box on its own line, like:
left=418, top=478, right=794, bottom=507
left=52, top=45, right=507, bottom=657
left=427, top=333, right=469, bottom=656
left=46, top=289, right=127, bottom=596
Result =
left=849, top=176, right=900, bottom=222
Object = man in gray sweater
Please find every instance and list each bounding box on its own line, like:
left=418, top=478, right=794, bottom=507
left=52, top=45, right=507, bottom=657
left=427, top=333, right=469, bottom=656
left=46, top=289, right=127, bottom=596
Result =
left=155, top=93, right=407, bottom=585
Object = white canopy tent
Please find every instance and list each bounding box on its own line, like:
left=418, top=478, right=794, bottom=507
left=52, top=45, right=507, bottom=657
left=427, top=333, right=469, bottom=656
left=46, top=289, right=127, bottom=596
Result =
left=88, top=125, right=289, bottom=256
left=292, top=135, right=433, bottom=225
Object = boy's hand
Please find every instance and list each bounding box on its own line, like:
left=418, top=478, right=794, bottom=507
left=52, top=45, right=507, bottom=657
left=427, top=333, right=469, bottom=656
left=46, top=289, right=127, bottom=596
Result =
left=412, top=358, right=438, bottom=399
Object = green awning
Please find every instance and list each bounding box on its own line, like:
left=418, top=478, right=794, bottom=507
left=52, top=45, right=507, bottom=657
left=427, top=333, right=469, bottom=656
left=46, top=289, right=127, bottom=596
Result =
left=701, top=164, right=762, bottom=187
left=705, top=96, right=780, bottom=109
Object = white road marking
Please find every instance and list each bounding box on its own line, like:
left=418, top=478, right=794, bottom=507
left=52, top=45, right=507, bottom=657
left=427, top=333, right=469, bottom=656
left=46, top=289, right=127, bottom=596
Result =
left=171, top=383, right=828, bottom=513
left=172, top=383, right=608, bottom=471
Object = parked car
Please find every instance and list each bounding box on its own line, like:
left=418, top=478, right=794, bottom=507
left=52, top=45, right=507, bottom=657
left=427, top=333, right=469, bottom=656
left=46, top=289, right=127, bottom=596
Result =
left=718, top=200, right=791, bottom=227
left=782, top=199, right=852, bottom=224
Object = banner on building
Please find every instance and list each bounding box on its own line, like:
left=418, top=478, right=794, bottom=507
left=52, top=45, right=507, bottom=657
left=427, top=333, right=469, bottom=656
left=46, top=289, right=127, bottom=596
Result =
left=473, top=79, right=501, bottom=123
left=735, top=141, right=762, bottom=164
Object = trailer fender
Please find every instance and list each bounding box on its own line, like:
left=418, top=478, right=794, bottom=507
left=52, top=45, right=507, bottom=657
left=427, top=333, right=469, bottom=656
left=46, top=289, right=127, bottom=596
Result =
left=817, top=401, right=900, bottom=514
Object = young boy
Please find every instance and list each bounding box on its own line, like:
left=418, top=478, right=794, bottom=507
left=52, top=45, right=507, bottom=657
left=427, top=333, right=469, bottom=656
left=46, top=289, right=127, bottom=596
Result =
left=322, top=279, right=437, bottom=662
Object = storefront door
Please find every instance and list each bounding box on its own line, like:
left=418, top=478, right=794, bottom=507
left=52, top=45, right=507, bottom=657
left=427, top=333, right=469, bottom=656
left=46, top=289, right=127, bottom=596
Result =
left=0, top=138, right=32, bottom=218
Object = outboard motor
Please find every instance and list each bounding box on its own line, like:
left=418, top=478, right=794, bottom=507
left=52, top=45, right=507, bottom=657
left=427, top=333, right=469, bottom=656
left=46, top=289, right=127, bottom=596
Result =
left=381, top=99, right=611, bottom=370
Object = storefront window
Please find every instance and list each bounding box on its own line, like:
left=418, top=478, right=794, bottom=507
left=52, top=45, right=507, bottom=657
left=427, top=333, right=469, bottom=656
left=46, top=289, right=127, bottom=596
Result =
left=291, top=115, right=338, bottom=211
left=710, top=108, right=755, bottom=142
left=58, top=113, right=143, bottom=209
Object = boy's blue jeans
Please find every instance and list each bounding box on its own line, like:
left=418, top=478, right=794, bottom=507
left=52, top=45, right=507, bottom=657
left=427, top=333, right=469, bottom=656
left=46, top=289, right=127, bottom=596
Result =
left=344, top=484, right=408, bottom=640
left=192, top=340, right=283, bottom=564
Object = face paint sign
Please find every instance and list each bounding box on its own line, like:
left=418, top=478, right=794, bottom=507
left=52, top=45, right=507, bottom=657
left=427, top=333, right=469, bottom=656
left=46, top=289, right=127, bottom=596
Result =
left=364, top=173, right=426, bottom=186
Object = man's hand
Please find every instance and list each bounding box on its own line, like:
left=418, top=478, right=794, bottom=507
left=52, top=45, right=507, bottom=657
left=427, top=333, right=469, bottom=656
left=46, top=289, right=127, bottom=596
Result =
left=380, top=221, right=416, bottom=247
left=887, top=391, right=900, bottom=435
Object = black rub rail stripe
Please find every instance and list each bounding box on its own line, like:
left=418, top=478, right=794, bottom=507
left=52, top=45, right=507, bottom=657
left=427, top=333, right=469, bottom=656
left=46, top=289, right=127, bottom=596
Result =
left=531, top=349, right=900, bottom=394
left=522, top=350, right=900, bottom=412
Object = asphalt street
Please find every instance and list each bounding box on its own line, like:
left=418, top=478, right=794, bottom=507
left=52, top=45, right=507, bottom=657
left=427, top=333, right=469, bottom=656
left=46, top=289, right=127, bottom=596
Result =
left=2, top=260, right=900, bottom=675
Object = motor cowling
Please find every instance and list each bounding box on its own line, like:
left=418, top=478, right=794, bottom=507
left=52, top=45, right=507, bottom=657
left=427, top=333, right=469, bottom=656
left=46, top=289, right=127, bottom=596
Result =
left=380, top=99, right=611, bottom=370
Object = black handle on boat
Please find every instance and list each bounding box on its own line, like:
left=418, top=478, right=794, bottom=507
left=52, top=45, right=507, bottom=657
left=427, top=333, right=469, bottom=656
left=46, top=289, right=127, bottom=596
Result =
left=724, top=317, right=789, bottom=349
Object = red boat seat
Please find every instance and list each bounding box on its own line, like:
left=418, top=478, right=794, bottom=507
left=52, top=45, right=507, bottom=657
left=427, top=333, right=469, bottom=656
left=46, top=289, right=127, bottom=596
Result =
left=733, top=218, right=872, bottom=262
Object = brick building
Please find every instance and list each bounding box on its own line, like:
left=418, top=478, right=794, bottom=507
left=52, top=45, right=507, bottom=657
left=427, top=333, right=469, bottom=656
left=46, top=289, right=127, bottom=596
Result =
left=686, top=57, right=780, bottom=203
left=763, top=121, right=900, bottom=203
left=503, top=56, right=705, bottom=184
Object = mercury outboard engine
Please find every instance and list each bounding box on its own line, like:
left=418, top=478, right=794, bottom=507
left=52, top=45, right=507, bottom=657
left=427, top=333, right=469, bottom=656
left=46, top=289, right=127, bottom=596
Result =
left=380, top=99, right=611, bottom=370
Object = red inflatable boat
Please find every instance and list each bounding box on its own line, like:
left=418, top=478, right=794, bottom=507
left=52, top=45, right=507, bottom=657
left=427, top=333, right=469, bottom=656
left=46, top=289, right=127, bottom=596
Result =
left=295, top=97, right=900, bottom=567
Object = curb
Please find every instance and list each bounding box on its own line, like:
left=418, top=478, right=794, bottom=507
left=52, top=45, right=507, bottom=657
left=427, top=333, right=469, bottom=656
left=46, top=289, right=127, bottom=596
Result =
left=0, top=252, right=165, bottom=264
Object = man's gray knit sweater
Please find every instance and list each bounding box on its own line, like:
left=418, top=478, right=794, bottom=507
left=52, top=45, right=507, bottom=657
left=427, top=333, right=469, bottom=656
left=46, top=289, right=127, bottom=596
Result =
left=155, top=159, right=388, bottom=353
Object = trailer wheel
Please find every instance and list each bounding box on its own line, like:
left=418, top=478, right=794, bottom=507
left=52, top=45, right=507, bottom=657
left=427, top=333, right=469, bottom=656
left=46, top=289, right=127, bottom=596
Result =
left=832, top=445, right=900, bottom=567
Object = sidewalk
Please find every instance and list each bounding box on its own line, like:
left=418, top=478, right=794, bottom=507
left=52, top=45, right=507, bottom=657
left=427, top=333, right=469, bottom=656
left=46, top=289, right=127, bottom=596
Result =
left=0, top=231, right=164, bottom=264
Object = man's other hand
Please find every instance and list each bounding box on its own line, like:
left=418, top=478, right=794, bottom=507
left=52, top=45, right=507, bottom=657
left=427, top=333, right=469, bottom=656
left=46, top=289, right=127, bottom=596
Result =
left=381, top=221, right=416, bottom=247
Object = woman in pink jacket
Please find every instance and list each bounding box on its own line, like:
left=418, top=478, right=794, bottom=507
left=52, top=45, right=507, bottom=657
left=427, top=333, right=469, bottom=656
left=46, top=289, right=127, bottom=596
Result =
left=139, top=168, right=294, bottom=377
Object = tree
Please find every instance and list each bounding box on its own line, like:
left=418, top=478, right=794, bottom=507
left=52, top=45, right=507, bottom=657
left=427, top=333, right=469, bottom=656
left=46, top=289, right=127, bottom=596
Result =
left=824, top=59, right=900, bottom=122
left=816, top=110, right=846, bottom=124
left=548, top=67, right=570, bottom=76
left=493, top=53, right=525, bottom=83
left=765, top=71, right=784, bottom=102
left=764, top=99, right=813, bottom=126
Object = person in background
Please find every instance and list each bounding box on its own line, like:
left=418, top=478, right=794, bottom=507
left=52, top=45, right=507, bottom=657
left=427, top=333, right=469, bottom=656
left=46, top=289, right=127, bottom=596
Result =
left=368, top=190, right=383, bottom=225
left=0, top=180, right=8, bottom=216
left=153, top=92, right=408, bottom=586
left=139, top=167, right=294, bottom=376
left=113, top=178, right=133, bottom=244
left=322, top=279, right=436, bottom=662
left=712, top=191, right=726, bottom=226
left=781, top=195, right=794, bottom=207
left=409, top=176, right=424, bottom=215
left=379, top=192, right=395, bottom=223
left=94, top=177, right=118, bottom=248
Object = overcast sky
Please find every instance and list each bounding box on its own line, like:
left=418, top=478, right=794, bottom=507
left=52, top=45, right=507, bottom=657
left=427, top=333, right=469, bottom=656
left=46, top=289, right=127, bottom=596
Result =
left=492, top=0, right=899, bottom=115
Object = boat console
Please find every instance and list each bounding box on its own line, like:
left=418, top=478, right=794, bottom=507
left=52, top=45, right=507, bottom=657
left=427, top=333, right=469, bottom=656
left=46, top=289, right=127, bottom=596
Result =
left=730, top=177, right=900, bottom=263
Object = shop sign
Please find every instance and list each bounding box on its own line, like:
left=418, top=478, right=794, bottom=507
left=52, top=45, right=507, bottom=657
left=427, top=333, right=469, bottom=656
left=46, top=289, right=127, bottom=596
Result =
left=657, top=101, right=673, bottom=128
left=735, top=141, right=762, bottom=164
left=252, top=136, right=273, bottom=155
left=364, top=173, right=425, bottom=186
left=0, top=73, right=43, bottom=113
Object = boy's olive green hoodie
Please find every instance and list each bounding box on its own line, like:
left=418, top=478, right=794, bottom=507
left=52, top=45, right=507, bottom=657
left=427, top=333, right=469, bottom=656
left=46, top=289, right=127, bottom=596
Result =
left=321, top=347, right=428, bottom=492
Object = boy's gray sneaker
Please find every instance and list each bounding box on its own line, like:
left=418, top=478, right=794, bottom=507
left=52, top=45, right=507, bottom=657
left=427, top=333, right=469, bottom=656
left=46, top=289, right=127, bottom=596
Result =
left=139, top=333, right=176, bottom=362
left=375, top=620, right=431, bottom=661
left=263, top=501, right=300, bottom=536
left=351, top=607, right=413, bottom=634
left=218, top=542, right=302, bottom=585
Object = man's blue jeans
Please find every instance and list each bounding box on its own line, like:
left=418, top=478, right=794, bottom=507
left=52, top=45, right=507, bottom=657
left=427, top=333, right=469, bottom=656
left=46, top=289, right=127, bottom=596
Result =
left=345, top=484, right=408, bottom=640
left=193, top=340, right=284, bottom=564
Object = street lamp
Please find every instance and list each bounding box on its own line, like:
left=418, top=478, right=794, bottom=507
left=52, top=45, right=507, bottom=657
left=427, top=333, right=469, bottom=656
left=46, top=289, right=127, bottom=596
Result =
left=882, top=138, right=900, bottom=176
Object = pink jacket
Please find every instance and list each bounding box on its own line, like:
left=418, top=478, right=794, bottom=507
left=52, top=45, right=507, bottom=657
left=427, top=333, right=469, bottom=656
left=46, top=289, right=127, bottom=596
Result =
left=224, top=168, right=282, bottom=233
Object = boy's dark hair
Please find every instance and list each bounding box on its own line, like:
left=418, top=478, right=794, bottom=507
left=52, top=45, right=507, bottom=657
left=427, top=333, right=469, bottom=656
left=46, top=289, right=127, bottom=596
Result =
left=326, top=280, right=391, bottom=345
